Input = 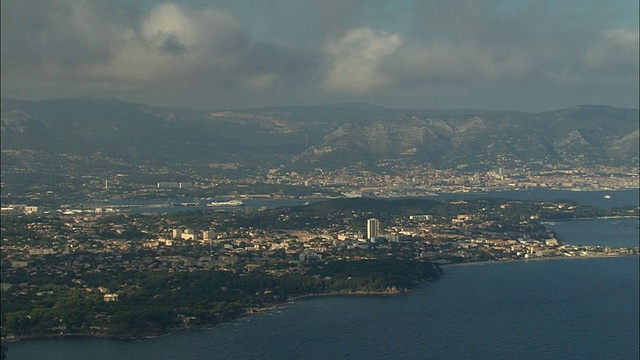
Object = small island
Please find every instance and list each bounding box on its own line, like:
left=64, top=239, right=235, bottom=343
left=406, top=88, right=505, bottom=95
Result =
left=1, top=198, right=637, bottom=339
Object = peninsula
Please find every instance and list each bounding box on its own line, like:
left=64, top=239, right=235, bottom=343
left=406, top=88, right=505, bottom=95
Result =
left=1, top=197, right=637, bottom=339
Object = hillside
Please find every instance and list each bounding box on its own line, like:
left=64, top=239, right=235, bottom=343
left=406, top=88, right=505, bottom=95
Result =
left=1, top=98, right=638, bottom=174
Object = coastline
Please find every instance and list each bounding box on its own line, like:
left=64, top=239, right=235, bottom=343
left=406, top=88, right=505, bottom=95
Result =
left=0, top=289, right=417, bottom=343
left=441, top=252, right=638, bottom=268
left=5, top=243, right=638, bottom=360
left=5, top=254, right=637, bottom=343
left=542, top=215, right=640, bottom=223
left=1, top=279, right=433, bottom=343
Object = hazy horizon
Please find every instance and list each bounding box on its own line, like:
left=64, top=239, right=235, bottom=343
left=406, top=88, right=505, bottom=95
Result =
left=3, top=95, right=640, bottom=114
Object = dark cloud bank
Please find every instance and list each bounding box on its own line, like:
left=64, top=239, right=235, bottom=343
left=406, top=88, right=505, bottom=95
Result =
left=1, top=0, right=638, bottom=111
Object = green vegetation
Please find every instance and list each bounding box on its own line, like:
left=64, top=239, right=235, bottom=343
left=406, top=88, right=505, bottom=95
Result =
left=0, top=259, right=441, bottom=339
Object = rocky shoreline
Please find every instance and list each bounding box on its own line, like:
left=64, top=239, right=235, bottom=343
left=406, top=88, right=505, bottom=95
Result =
left=6, top=254, right=636, bottom=342
left=1, top=286, right=419, bottom=342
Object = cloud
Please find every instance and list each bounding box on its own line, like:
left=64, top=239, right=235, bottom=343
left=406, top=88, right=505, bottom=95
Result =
left=584, top=29, right=639, bottom=77
left=1, top=1, right=128, bottom=72
left=381, top=2, right=639, bottom=91
left=92, top=3, right=248, bottom=83
left=1, top=0, right=637, bottom=110
left=1, top=1, right=319, bottom=106
left=392, top=44, right=512, bottom=81
left=324, top=27, right=403, bottom=92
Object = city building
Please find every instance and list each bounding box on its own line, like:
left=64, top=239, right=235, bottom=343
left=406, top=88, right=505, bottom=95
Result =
left=367, top=218, right=379, bottom=240
left=181, top=229, right=195, bottom=241
left=201, top=230, right=214, bottom=241
left=103, top=294, right=119, bottom=302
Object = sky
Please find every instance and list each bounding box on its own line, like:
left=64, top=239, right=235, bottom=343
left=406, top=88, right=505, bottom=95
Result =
left=1, top=0, right=638, bottom=111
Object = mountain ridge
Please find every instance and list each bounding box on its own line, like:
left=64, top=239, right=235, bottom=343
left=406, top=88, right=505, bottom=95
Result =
left=1, top=97, right=638, bottom=173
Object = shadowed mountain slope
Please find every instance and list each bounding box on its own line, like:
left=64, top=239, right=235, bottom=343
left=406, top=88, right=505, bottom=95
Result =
left=1, top=98, right=638, bottom=171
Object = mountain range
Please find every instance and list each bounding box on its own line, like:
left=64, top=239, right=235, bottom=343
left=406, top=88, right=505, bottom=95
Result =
left=1, top=98, right=638, bottom=174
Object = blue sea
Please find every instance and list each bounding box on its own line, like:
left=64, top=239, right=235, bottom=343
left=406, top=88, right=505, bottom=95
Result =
left=5, top=190, right=639, bottom=360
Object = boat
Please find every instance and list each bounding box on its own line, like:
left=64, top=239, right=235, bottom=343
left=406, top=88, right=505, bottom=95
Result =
left=604, top=194, right=612, bottom=199
left=207, top=199, right=244, bottom=207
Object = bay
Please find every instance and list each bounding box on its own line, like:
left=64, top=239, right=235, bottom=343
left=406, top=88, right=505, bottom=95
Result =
left=5, top=190, right=639, bottom=359
left=6, top=256, right=638, bottom=360
left=431, top=188, right=639, bottom=209
left=87, top=188, right=639, bottom=214
left=546, top=217, right=639, bottom=248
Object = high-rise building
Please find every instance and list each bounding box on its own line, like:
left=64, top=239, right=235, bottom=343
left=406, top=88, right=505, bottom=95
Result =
left=201, top=230, right=214, bottom=241
left=367, top=218, right=379, bottom=240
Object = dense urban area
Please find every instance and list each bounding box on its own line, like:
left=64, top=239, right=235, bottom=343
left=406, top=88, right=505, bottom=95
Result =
left=1, top=160, right=637, bottom=208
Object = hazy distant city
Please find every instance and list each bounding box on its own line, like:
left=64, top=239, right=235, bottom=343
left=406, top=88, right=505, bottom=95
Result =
left=1, top=99, right=637, bottom=211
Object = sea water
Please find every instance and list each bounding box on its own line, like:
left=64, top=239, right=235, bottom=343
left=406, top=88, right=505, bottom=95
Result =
left=5, top=191, right=639, bottom=360
left=6, top=255, right=638, bottom=360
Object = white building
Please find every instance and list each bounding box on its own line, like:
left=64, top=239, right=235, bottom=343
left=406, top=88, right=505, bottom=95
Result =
left=181, top=229, right=195, bottom=241
left=409, top=214, right=433, bottom=221
left=103, top=294, right=119, bottom=302
left=201, top=230, right=214, bottom=241
left=366, top=218, right=379, bottom=240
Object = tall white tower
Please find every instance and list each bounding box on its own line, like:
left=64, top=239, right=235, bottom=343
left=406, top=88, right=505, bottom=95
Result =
left=367, top=218, right=379, bottom=240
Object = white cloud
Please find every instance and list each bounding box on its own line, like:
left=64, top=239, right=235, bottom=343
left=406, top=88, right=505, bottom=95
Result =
left=584, top=28, right=639, bottom=75
left=395, top=44, right=499, bottom=80
left=241, top=73, right=278, bottom=90
left=1, top=1, right=314, bottom=104
left=87, top=3, right=247, bottom=83
left=1, top=0, right=637, bottom=110
left=324, top=27, right=403, bottom=92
